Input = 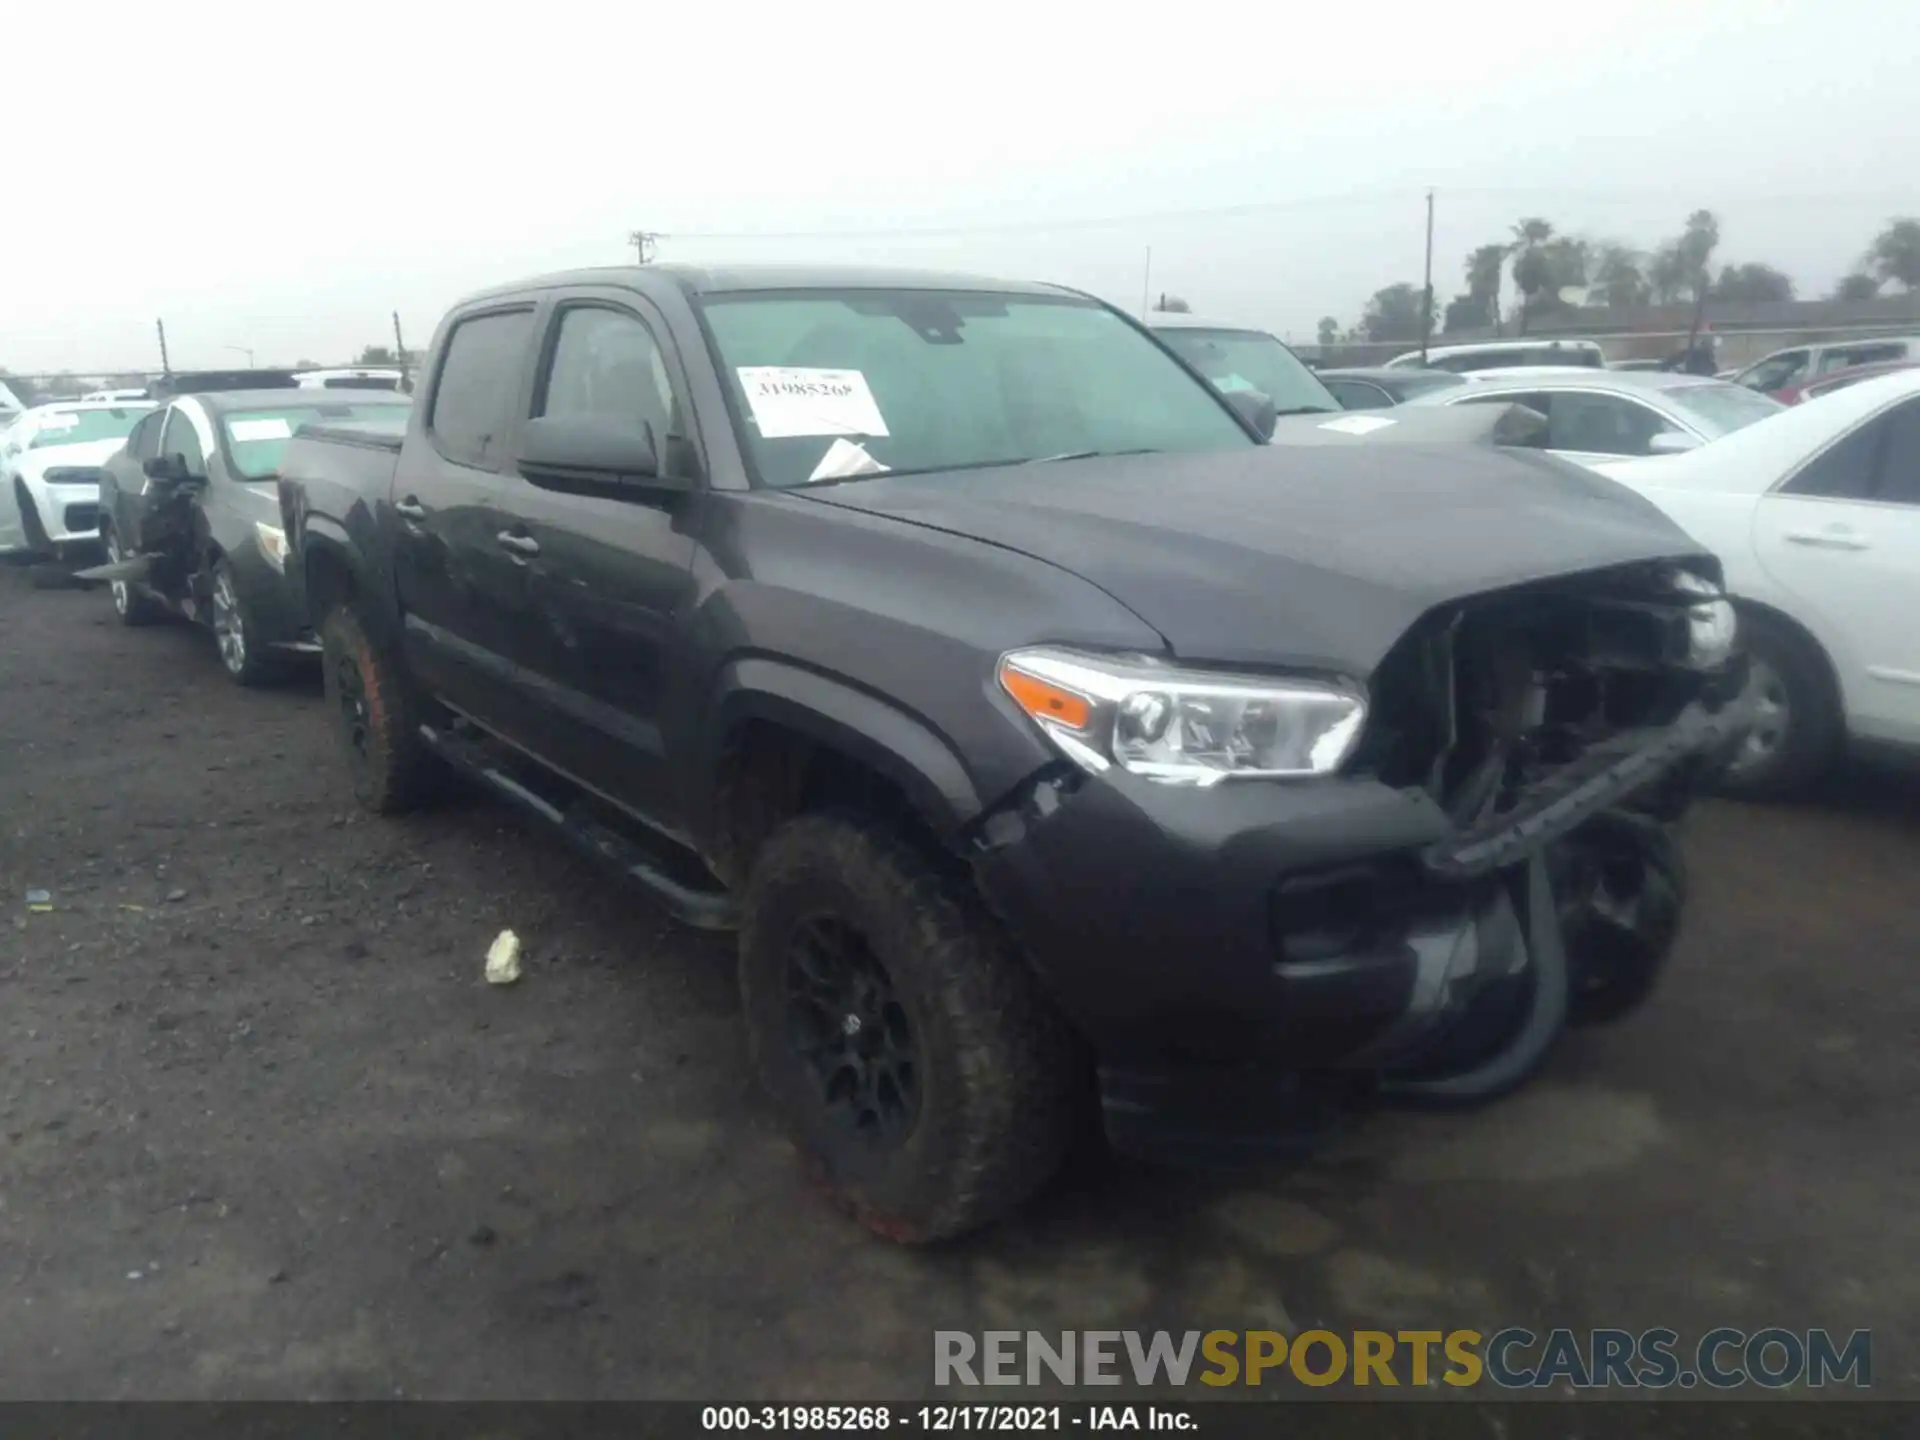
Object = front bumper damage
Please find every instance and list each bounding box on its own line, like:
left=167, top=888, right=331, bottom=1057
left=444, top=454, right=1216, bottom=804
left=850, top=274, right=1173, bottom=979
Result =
left=971, top=693, right=1751, bottom=1166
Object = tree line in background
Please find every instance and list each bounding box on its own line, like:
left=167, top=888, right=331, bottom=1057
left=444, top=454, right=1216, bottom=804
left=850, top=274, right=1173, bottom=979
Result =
left=1317, top=214, right=1920, bottom=349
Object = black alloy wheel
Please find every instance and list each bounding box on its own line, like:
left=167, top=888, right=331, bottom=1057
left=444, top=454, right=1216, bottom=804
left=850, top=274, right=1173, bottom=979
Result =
left=785, top=913, right=922, bottom=1147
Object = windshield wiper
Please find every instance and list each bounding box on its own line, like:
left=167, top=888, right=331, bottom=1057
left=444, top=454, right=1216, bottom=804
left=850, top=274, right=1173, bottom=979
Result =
left=1025, top=448, right=1161, bottom=464
left=1273, top=405, right=1339, bottom=417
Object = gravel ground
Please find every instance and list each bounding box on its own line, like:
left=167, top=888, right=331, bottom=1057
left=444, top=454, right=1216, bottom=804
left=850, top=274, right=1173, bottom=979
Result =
left=1, top=559, right=1915, bottom=1400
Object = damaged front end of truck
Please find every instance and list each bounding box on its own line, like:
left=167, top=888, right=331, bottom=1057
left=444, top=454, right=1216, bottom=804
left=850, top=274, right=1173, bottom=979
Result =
left=970, top=550, right=1750, bottom=1163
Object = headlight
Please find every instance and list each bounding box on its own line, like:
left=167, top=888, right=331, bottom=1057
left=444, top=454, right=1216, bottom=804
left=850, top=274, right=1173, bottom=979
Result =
left=255, top=521, right=290, bottom=572
left=1668, top=566, right=1738, bottom=670
left=998, top=648, right=1367, bottom=787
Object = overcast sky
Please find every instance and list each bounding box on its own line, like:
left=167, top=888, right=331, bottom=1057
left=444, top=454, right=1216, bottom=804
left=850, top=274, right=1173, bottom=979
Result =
left=4, top=0, right=1912, bottom=373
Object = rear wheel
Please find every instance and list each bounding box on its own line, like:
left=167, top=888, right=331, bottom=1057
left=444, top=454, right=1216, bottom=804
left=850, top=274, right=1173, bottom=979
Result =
left=319, top=604, right=442, bottom=814
left=1716, top=611, right=1841, bottom=800
left=103, top=527, right=162, bottom=626
left=739, top=813, right=1083, bottom=1242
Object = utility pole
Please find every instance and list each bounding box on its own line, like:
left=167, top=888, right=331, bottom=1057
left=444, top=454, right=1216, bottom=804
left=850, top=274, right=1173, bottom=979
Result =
left=156, top=318, right=172, bottom=376
left=1419, top=188, right=1435, bottom=362
left=393, top=311, right=410, bottom=391
left=1141, top=246, right=1152, bottom=318
left=629, top=230, right=659, bottom=265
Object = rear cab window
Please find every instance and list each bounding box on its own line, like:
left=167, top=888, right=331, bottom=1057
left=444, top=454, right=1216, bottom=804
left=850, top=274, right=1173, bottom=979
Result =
left=430, top=309, right=537, bottom=467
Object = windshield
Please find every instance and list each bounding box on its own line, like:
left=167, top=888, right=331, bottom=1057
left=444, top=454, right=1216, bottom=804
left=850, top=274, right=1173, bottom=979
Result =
left=698, top=290, right=1253, bottom=487
left=29, top=406, right=152, bottom=448
left=1664, top=381, right=1786, bottom=437
left=220, top=401, right=411, bottom=479
left=1153, top=327, right=1338, bottom=416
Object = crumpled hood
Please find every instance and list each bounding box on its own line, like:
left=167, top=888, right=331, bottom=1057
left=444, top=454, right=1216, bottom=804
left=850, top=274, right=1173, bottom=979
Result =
left=18, top=438, right=127, bottom=480
left=801, top=443, right=1710, bottom=676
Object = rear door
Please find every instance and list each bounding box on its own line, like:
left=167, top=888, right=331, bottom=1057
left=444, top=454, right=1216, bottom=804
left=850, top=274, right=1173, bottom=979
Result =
left=390, top=305, right=541, bottom=734
left=103, top=408, right=164, bottom=544
left=1753, top=395, right=1920, bottom=743
left=486, top=290, right=705, bottom=835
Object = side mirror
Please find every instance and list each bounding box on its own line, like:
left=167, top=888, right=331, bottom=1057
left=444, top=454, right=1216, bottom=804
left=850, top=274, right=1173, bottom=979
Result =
left=518, top=415, right=689, bottom=491
left=1646, top=431, right=1702, bottom=456
left=143, top=453, right=196, bottom=483
left=1224, top=388, right=1278, bottom=441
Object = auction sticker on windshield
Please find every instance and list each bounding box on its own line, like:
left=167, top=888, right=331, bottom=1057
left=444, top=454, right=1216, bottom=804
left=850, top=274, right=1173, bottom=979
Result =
left=1318, top=414, right=1397, bottom=436
left=230, top=418, right=294, bottom=442
left=738, top=367, right=890, bottom=439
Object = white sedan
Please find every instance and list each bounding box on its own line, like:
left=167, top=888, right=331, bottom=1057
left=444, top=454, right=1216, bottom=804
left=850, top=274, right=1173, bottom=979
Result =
left=0, top=400, right=156, bottom=557
left=1407, top=367, right=1784, bottom=469
left=1592, top=369, right=1920, bottom=797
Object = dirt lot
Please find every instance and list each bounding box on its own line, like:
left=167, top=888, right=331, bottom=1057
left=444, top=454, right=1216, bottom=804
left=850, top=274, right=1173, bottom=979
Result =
left=1, top=559, right=1915, bottom=1401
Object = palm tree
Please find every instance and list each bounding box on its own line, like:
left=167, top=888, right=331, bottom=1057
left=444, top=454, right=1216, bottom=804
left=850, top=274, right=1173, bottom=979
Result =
left=1509, top=218, right=1555, bottom=335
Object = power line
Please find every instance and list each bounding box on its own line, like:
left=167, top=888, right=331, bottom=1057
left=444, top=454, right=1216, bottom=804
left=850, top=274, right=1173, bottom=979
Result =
left=650, top=185, right=1908, bottom=246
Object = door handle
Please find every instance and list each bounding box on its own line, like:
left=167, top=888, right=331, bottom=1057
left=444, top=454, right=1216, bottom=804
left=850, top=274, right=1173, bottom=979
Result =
left=1783, top=529, right=1869, bottom=551
left=496, top=531, right=540, bottom=557
left=394, top=498, right=426, bottom=522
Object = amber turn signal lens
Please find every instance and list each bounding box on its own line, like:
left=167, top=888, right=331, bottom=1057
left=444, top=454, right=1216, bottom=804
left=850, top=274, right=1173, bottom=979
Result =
left=1000, top=664, right=1092, bottom=731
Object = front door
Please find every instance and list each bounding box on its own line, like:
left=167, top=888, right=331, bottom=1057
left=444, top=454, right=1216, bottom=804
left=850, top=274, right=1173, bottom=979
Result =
left=390, top=305, right=541, bottom=737
left=489, top=295, right=704, bottom=836
left=1753, top=394, right=1920, bottom=745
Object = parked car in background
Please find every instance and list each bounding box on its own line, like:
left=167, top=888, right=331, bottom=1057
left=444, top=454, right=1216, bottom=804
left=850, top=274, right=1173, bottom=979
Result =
left=1382, top=339, right=1607, bottom=373
left=1731, top=335, right=1920, bottom=401
left=92, top=389, right=410, bottom=684
left=148, top=369, right=300, bottom=400
left=1790, top=358, right=1920, bottom=404
left=277, top=263, right=1745, bottom=1241
left=0, top=400, right=155, bottom=558
left=1410, top=369, right=1784, bottom=467
left=82, top=387, right=151, bottom=402
left=1317, top=366, right=1468, bottom=409
left=1593, top=369, right=1920, bottom=797
left=1145, top=313, right=1341, bottom=420
left=294, top=367, right=406, bottom=391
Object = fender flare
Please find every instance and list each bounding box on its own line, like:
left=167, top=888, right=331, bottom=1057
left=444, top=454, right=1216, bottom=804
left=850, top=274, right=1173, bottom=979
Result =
left=295, top=517, right=374, bottom=629
left=700, top=656, right=985, bottom=848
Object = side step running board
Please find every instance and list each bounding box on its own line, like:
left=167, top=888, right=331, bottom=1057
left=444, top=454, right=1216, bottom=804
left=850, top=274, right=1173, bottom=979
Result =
left=418, top=723, right=738, bottom=932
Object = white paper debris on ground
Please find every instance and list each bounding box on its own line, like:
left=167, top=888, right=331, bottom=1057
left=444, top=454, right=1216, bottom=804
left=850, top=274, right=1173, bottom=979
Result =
left=484, top=930, right=523, bottom=986
left=1317, top=414, right=1397, bottom=436
left=230, top=417, right=294, bottom=442
left=26, top=889, right=52, bottom=913
left=737, top=367, right=889, bottom=439
left=807, top=438, right=891, bottom=482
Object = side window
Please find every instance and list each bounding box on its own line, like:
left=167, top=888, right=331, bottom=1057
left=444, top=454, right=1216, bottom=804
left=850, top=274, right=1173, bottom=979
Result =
left=159, top=408, right=205, bottom=473
left=1546, top=393, right=1677, bottom=456
left=1745, top=351, right=1810, bottom=391
left=1325, top=379, right=1391, bottom=410
left=1873, top=397, right=1920, bottom=505
left=429, top=309, right=536, bottom=467
left=1783, top=416, right=1883, bottom=501
left=1819, top=343, right=1904, bottom=375
left=533, top=306, right=691, bottom=477
left=128, top=411, right=164, bottom=461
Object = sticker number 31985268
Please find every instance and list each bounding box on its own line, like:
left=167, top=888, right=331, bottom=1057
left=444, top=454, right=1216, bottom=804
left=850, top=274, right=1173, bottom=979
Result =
left=737, top=367, right=890, bottom=439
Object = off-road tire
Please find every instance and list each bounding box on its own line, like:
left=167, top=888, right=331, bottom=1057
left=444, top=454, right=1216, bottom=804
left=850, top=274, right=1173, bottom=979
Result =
left=1717, top=610, right=1842, bottom=801
left=101, top=525, right=164, bottom=625
left=320, top=604, right=441, bottom=814
left=740, top=813, right=1083, bottom=1243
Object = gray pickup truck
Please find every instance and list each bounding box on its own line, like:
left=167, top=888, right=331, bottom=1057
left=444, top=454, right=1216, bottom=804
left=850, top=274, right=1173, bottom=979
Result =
left=277, top=263, right=1749, bottom=1241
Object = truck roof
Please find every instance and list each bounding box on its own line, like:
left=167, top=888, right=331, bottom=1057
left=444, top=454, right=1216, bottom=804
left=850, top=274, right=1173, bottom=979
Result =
left=460, top=263, right=1076, bottom=306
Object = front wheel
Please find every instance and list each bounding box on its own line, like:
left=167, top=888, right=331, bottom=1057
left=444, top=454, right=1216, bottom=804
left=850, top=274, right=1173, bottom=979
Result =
left=739, top=814, right=1083, bottom=1243
left=210, top=559, right=285, bottom=687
